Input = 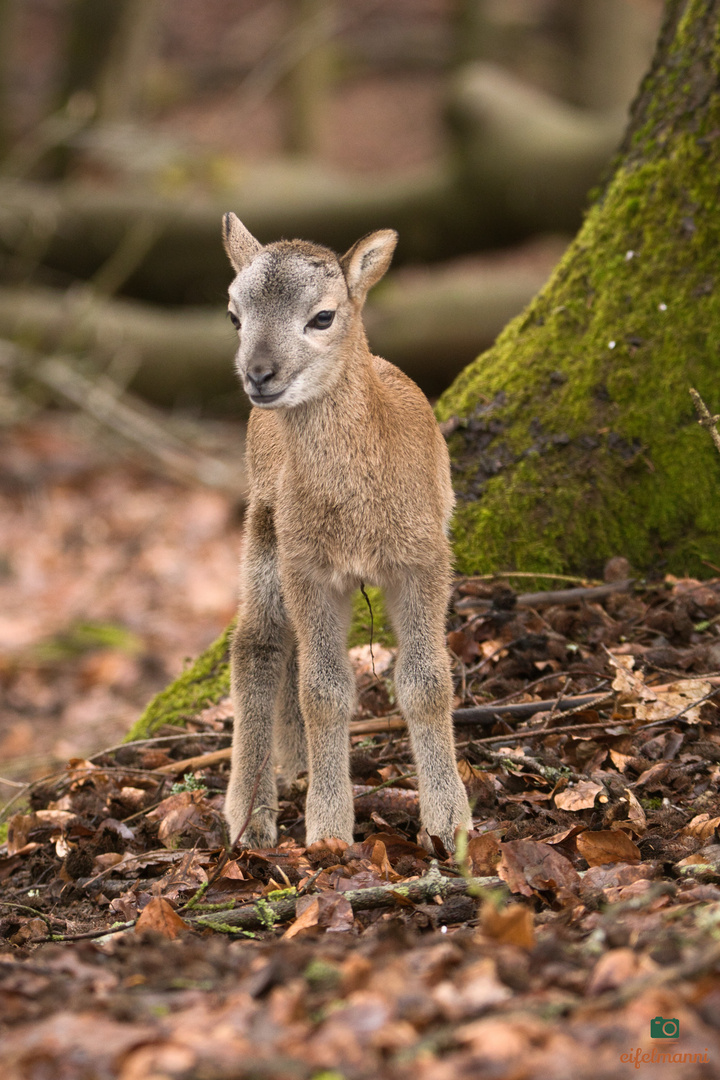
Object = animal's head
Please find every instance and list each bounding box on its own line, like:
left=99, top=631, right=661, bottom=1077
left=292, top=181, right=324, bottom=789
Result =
left=222, top=214, right=397, bottom=409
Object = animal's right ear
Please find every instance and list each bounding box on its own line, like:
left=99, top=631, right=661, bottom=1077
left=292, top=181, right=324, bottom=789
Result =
left=222, top=213, right=263, bottom=273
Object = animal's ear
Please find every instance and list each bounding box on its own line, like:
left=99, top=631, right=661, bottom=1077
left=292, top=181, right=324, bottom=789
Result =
left=340, top=229, right=398, bottom=302
left=222, top=212, right=263, bottom=272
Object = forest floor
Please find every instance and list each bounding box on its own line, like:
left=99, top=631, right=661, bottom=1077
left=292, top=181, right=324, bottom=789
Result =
left=3, top=419, right=720, bottom=1076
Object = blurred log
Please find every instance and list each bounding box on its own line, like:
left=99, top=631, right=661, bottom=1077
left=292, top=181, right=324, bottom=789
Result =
left=575, top=0, right=662, bottom=112
left=0, top=285, right=240, bottom=409
left=0, top=59, right=619, bottom=305
left=448, top=62, right=625, bottom=239
left=0, top=247, right=556, bottom=406
left=0, top=166, right=448, bottom=304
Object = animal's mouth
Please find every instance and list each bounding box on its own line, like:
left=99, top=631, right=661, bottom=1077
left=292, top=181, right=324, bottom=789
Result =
left=248, top=387, right=286, bottom=406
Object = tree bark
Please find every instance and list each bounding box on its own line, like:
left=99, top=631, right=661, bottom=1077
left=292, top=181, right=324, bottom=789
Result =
left=437, top=0, right=720, bottom=579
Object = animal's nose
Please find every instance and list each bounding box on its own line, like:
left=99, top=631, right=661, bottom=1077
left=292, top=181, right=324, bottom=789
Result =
left=247, top=365, right=276, bottom=390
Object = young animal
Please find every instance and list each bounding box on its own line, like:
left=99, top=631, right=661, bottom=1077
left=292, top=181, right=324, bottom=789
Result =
left=222, top=213, right=472, bottom=851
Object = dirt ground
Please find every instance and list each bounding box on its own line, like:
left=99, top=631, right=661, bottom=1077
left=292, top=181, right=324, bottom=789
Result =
left=3, top=561, right=720, bottom=1077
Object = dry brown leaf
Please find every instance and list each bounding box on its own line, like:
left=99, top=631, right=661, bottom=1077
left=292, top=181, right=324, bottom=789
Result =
left=576, top=829, right=641, bottom=866
left=369, top=839, right=400, bottom=881
left=135, top=897, right=189, bottom=939
left=447, top=629, right=480, bottom=664
left=554, top=780, right=604, bottom=811
left=283, top=896, right=321, bottom=939
left=542, top=824, right=587, bottom=846
left=635, top=679, right=712, bottom=725
left=282, top=891, right=354, bottom=939
left=619, top=788, right=647, bottom=836
left=681, top=814, right=720, bottom=843
left=306, top=837, right=349, bottom=863
left=480, top=902, right=535, bottom=949
left=432, top=958, right=511, bottom=1020
left=634, top=760, right=670, bottom=788
left=581, top=861, right=657, bottom=893
left=498, top=839, right=581, bottom=897
left=6, top=810, right=77, bottom=855
left=609, top=653, right=648, bottom=701
left=586, top=947, right=648, bottom=994
left=466, top=832, right=502, bottom=875
left=457, top=759, right=495, bottom=802
left=146, top=791, right=224, bottom=850
left=609, top=748, right=634, bottom=772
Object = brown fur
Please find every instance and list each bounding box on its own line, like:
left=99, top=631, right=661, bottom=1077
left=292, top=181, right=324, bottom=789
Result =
left=222, top=213, right=471, bottom=850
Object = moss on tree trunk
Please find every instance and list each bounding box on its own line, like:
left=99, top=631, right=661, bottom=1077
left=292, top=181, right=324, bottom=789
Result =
left=437, top=0, right=720, bottom=578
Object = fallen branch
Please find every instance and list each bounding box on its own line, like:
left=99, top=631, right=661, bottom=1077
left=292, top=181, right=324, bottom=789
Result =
left=190, top=865, right=506, bottom=933
left=455, top=578, right=634, bottom=612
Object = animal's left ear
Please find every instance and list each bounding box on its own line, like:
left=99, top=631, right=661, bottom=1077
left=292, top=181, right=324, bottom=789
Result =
left=340, top=229, right=398, bottom=302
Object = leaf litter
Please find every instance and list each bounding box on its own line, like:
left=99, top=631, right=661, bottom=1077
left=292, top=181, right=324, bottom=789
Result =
left=4, top=425, right=720, bottom=1075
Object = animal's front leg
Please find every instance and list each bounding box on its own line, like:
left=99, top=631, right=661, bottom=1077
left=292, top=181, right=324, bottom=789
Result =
left=284, top=571, right=356, bottom=845
left=225, top=502, right=288, bottom=849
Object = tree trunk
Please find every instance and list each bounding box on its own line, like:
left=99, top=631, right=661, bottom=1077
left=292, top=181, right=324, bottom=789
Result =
left=437, top=0, right=720, bottom=578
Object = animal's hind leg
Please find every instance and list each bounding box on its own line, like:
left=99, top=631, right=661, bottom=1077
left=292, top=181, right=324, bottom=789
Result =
left=274, top=639, right=307, bottom=781
left=225, top=501, right=289, bottom=849
left=283, top=570, right=356, bottom=845
left=385, top=565, right=471, bottom=851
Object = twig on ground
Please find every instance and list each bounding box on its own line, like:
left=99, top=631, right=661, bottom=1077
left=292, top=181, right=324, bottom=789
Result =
left=455, top=579, right=634, bottom=612
left=690, top=387, right=720, bottom=457
left=191, top=865, right=507, bottom=933
left=155, top=747, right=233, bottom=775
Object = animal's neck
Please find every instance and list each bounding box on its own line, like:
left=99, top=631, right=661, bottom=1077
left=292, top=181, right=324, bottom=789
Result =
left=278, top=335, right=379, bottom=450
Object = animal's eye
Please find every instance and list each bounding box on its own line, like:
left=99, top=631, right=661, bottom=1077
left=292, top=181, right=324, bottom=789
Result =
left=307, top=310, right=335, bottom=330
left=228, top=310, right=241, bottom=330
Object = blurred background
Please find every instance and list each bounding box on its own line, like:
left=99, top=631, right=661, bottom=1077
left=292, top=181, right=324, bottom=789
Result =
left=0, top=0, right=662, bottom=787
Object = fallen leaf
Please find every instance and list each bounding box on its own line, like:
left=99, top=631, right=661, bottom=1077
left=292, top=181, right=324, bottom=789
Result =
left=498, top=839, right=580, bottom=897
left=283, top=896, right=321, bottom=939
left=480, top=902, right=535, bottom=949
left=554, top=780, right=604, bottom=811
left=134, top=897, right=189, bottom=939
left=618, top=788, right=647, bottom=836
left=466, top=832, right=502, bottom=875
left=576, top=829, right=641, bottom=866
left=680, top=814, right=720, bottom=843
left=432, top=958, right=511, bottom=1020
left=586, top=947, right=651, bottom=994
left=635, top=679, right=712, bottom=725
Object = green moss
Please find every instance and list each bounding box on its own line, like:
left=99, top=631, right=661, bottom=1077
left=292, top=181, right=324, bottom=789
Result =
left=437, top=121, right=720, bottom=577
left=125, top=623, right=233, bottom=741
left=347, top=586, right=395, bottom=648
left=125, top=587, right=395, bottom=742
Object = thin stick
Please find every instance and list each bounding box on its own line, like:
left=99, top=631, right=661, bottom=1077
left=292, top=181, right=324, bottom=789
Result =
left=155, top=747, right=233, bottom=775
left=359, top=581, right=377, bottom=679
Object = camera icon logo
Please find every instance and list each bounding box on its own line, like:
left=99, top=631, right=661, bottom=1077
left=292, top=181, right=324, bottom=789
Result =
left=650, top=1017, right=680, bottom=1039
